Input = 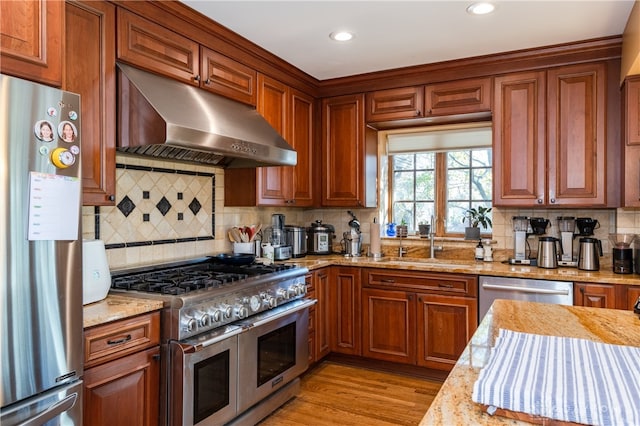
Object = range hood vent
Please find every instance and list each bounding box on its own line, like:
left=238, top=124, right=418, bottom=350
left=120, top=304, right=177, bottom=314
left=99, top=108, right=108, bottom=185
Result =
left=117, top=63, right=296, bottom=168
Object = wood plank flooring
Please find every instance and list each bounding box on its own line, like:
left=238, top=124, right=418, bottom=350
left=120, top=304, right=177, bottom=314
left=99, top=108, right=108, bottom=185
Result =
left=258, top=361, right=443, bottom=426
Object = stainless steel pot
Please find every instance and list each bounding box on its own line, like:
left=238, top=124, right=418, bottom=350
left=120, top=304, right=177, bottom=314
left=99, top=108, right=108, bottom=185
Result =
left=307, top=221, right=335, bottom=255
left=537, top=236, right=562, bottom=269
left=285, top=226, right=307, bottom=258
left=577, top=237, right=602, bottom=271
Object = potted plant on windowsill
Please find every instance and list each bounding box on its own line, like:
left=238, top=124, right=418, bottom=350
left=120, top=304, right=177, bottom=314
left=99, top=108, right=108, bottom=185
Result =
left=396, top=219, right=408, bottom=238
left=462, top=206, right=492, bottom=240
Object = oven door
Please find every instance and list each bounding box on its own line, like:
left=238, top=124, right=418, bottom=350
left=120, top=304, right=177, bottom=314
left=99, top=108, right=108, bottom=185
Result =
left=171, top=325, right=242, bottom=426
left=236, top=298, right=316, bottom=414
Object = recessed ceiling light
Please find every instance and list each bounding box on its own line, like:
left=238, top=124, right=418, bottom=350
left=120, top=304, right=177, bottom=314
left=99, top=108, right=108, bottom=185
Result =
left=329, top=31, right=354, bottom=42
left=466, top=2, right=495, bottom=15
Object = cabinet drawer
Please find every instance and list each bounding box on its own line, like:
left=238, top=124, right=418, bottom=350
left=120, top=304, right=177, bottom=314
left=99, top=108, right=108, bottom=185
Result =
left=364, top=268, right=477, bottom=297
left=84, top=312, right=160, bottom=368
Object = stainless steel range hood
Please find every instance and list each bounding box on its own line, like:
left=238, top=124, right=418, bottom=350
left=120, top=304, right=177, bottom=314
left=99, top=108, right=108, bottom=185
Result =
left=117, top=63, right=296, bottom=168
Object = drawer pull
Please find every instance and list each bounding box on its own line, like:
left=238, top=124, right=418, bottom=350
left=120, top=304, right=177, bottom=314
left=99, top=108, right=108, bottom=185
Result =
left=381, top=279, right=395, bottom=283
left=107, top=334, right=132, bottom=345
left=438, top=283, right=454, bottom=288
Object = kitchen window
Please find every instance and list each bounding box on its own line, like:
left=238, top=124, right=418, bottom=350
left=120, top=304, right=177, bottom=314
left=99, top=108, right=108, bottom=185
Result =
left=385, top=123, right=492, bottom=236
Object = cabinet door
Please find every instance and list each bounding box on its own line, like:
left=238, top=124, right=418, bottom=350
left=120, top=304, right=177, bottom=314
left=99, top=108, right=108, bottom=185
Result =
left=574, top=282, right=616, bottom=309
left=201, top=47, right=256, bottom=106
left=425, top=77, right=491, bottom=116
left=365, top=86, right=424, bottom=122
left=625, top=286, right=640, bottom=311
left=315, top=268, right=331, bottom=360
left=0, top=0, right=63, bottom=86
left=322, top=94, right=376, bottom=207
left=493, top=71, right=546, bottom=206
left=330, top=267, right=361, bottom=355
left=416, top=294, right=477, bottom=371
left=117, top=9, right=199, bottom=85
left=256, top=74, right=291, bottom=205
left=65, top=0, right=116, bottom=206
left=547, top=63, right=606, bottom=206
left=624, top=77, right=640, bottom=207
left=83, top=346, right=160, bottom=426
left=362, top=288, right=415, bottom=364
left=289, top=88, right=315, bottom=206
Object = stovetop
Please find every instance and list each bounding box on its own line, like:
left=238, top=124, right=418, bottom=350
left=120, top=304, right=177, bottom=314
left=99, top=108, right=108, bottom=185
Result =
left=110, top=257, right=309, bottom=341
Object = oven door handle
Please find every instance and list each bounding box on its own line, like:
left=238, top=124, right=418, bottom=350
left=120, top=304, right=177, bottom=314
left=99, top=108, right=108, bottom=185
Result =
left=180, top=327, right=244, bottom=354
left=481, top=283, right=571, bottom=295
left=243, top=299, right=317, bottom=329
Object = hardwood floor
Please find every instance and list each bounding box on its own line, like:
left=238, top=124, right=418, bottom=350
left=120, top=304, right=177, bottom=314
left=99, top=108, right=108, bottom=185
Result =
left=258, top=361, right=444, bottom=425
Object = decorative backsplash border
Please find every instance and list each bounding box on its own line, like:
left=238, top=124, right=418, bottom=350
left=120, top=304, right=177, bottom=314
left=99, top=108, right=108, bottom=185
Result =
left=100, top=163, right=215, bottom=249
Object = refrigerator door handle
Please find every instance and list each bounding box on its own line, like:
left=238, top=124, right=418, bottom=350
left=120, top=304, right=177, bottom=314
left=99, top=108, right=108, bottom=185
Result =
left=21, top=393, right=78, bottom=426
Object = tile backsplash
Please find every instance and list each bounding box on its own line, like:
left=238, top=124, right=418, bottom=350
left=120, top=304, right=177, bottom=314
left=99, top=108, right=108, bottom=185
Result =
left=84, top=154, right=640, bottom=270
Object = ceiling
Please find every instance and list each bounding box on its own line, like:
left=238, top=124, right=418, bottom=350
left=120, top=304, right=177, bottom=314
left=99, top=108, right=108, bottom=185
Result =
left=181, top=0, right=635, bottom=81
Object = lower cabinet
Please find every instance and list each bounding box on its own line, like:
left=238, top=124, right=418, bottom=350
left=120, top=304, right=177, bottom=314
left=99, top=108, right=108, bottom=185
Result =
left=361, top=268, right=477, bottom=371
left=306, top=268, right=331, bottom=364
left=330, top=266, right=361, bottom=355
left=574, top=282, right=617, bottom=309
left=83, top=312, right=161, bottom=426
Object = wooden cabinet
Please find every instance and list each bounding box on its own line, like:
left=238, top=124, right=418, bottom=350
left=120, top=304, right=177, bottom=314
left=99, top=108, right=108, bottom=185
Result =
left=306, top=268, right=330, bottom=364
left=416, top=293, right=477, bottom=370
left=493, top=63, right=612, bottom=207
left=65, top=0, right=116, bottom=206
left=83, top=312, right=161, bottom=426
left=321, top=94, right=377, bottom=207
left=117, top=9, right=256, bottom=105
left=365, top=78, right=491, bottom=123
left=574, top=282, right=617, bottom=309
left=623, top=76, right=640, bottom=207
left=330, top=266, right=361, bottom=355
left=362, top=269, right=477, bottom=371
left=225, top=75, right=314, bottom=207
left=624, top=286, right=640, bottom=311
left=0, top=0, right=63, bottom=86
left=366, top=86, right=424, bottom=122
left=425, top=77, right=491, bottom=116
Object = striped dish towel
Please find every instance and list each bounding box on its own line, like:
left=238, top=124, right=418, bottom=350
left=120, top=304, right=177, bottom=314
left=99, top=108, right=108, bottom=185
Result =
left=472, top=329, right=640, bottom=426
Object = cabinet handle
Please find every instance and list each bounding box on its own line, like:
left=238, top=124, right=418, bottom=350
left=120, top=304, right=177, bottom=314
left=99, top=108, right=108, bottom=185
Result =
left=415, top=109, right=421, bottom=116
left=205, top=79, right=211, bottom=85
left=194, top=75, right=201, bottom=82
left=408, top=294, right=413, bottom=301
left=107, top=334, right=132, bottom=345
left=108, top=194, right=115, bottom=202
left=438, top=283, right=454, bottom=288
left=537, top=199, right=543, bottom=204
left=152, top=354, right=161, bottom=361
left=381, top=279, right=395, bottom=283
left=550, top=198, right=556, bottom=203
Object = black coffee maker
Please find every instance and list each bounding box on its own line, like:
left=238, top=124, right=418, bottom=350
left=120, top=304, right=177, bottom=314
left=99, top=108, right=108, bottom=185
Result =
left=576, top=217, right=600, bottom=236
left=608, top=234, right=637, bottom=274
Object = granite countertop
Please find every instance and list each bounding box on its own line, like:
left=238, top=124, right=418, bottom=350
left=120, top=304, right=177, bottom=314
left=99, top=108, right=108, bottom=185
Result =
left=419, top=300, right=640, bottom=425
left=283, top=255, right=640, bottom=286
left=83, top=294, right=163, bottom=329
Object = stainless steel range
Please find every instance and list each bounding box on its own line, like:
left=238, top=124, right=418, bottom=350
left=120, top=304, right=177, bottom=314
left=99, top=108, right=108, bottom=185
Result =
left=110, top=257, right=314, bottom=426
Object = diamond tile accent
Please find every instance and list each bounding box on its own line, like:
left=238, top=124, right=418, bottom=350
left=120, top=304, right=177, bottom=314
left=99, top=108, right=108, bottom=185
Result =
left=156, top=196, right=172, bottom=216
left=189, top=198, right=201, bottom=215
left=117, top=196, right=136, bottom=217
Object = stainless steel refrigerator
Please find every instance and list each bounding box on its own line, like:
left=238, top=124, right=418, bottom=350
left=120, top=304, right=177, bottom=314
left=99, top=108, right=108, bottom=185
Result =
left=1, top=74, right=83, bottom=425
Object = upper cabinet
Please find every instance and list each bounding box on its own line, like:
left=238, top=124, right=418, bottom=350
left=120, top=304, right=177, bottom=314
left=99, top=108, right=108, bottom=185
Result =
left=117, top=9, right=256, bottom=105
left=65, top=0, right=117, bottom=206
left=623, top=76, right=640, bottom=207
left=0, top=1, right=63, bottom=87
left=493, top=62, right=617, bottom=207
left=365, top=78, right=491, bottom=124
left=225, top=74, right=314, bottom=207
left=322, top=94, right=377, bottom=208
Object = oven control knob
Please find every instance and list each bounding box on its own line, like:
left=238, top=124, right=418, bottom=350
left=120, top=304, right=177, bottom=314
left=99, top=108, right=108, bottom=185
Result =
left=235, top=304, right=248, bottom=319
left=288, top=285, right=302, bottom=297
left=210, top=309, right=222, bottom=323
left=276, top=288, right=290, bottom=300
left=184, top=318, right=197, bottom=333
left=220, top=304, right=233, bottom=319
left=249, top=295, right=262, bottom=312
left=197, top=312, right=210, bottom=327
left=264, top=295, right=278, bottom=308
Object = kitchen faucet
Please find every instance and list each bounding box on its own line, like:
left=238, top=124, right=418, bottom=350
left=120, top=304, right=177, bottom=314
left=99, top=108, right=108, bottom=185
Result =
left=398, top=233, right=407, bottom=257
left=429, top=215, right=443, bottom=259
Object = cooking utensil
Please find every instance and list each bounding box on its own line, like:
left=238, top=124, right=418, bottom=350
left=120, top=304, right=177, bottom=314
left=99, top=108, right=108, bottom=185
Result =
left=230, top=227, right=242, bottom=242
left=250, top=224, right=262, bottom=242
left=210, top=253, right=255, bottom=265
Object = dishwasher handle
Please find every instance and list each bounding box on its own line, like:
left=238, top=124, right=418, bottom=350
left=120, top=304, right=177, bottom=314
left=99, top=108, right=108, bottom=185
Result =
left=481, top=283, right=571, bottom=295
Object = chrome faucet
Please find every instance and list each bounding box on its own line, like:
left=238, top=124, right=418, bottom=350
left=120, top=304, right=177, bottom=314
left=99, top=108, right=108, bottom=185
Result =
left=398, top=233, right=407, bottom=257
left=429, top=215, right=443, bottom=258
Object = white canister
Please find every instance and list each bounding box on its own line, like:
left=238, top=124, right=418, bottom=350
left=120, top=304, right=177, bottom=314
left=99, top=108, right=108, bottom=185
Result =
left=261, top=242, right=274, bottom=262
left=82, top=239, right=111, bottom=305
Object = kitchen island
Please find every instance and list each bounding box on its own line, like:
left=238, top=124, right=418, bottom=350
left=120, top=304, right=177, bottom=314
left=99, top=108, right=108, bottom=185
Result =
left=419, top=300, right=640, bottom=425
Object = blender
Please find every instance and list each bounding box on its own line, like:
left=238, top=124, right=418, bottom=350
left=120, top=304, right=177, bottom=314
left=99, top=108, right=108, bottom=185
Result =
left=609, top=234, right=637, bottom=274
left=508, top=216, right=531, bottom=264
left=557, top=216, right=577, bottom=267
left=266, top=213, right=292, bottom=260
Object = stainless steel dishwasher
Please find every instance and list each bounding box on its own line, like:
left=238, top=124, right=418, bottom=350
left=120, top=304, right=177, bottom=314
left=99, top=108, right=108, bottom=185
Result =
left=479, top=276, right=573, bottom=321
